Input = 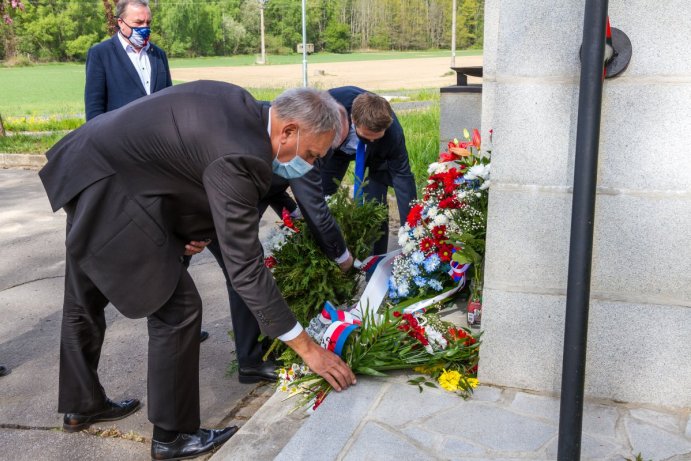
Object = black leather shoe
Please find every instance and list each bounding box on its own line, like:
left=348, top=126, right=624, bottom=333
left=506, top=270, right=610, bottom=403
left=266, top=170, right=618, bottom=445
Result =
left=151, top=426, right=239, bottom=460
left=63, top=398, right=141, bottom=433
left=238, top=360, right=278, bottom=384
left=199, top=330, right=209, bottom=343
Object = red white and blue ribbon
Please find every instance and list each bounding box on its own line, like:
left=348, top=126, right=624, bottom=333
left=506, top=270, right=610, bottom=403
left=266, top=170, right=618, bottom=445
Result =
left=320, top=321, right=360, bottom=356
left=317, top=253, right=470, bottom=355
left=319, top=300, right=362, bottom=325
left=353, top=254, right=385, bottom=275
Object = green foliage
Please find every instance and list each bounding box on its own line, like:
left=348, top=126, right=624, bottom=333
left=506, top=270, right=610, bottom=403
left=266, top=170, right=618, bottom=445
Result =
left=2, top=115, right=83, bottom=132
left=323, top=22, right=350, bottom=53
left=1, top=0, right=485, bottom=61
left=270, top=186, right=387, bottom=325
left=396, top=104, right=441, bottom=191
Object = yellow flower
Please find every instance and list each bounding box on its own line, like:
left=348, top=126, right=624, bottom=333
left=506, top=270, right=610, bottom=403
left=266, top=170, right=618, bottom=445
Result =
left=438, top=369, right=461, bottom=392
left=466, top=377, right=479, bottom=389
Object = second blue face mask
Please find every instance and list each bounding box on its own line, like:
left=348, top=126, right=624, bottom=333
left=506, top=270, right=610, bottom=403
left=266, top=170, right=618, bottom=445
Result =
left=272, top=131, right=313, bottom=179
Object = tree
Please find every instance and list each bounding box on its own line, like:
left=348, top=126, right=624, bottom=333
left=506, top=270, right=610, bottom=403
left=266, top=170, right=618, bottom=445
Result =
left=324, top=22, right=350, bottom=53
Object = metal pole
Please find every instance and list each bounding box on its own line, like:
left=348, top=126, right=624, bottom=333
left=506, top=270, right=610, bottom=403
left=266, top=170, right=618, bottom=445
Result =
left=259, top=1, right=266, bottom=64
left=301, top=0, right=308, bottom=87
left=451, top=0, right=457, bottom=67
left=557, top=0, right=608, bottom=459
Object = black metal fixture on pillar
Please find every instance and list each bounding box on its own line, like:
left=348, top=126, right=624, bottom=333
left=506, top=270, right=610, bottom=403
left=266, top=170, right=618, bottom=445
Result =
left=558, top=4, right=631, bottom=461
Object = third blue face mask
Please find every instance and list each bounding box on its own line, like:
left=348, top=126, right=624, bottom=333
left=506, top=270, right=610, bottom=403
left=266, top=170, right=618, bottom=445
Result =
left=272, top=130, right=313, bottom=179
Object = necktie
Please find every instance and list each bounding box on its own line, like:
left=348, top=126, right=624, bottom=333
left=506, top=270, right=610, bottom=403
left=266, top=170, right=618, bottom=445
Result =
left=353, top=139, right=366, bottom=204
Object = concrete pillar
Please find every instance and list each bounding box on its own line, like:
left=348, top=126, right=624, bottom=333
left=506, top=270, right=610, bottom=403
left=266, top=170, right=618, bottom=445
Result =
left=478, top=0, right=691, bottom=409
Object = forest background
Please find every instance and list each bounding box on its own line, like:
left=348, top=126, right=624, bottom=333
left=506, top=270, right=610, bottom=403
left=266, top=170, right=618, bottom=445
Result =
left=0, top=0, right=484, bottom=62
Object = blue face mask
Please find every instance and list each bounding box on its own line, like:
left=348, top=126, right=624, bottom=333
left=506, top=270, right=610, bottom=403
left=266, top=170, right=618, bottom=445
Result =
left=120, top=18, right=151, bottom=48
left=272, top=130, right=314, bottom=179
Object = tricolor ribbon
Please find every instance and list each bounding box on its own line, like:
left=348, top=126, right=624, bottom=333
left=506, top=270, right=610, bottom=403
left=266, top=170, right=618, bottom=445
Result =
left=320, top=321, right=360, bottom=356
left=353, top=254, right=385, bottom=275
left=319, top=300, right=362, bottom=325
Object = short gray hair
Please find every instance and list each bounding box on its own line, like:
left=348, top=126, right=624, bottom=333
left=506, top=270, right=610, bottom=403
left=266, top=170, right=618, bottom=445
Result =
left=116, top=0, right=150, bottom=19
left=272, top=88, right=342, bottom=146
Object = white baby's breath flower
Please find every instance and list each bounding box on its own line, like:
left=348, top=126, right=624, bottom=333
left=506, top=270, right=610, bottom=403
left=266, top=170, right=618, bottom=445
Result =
left=427, top=206, right=438, bottom=218
left=412, top=226, right=425, bottom=239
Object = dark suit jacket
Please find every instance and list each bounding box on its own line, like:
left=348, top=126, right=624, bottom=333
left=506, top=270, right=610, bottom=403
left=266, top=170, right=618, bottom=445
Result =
left=85, top=34, right=172, bottom=121
left=40, top=81, right=295, bottom=338
left=326, top=86, right=417, bottom=224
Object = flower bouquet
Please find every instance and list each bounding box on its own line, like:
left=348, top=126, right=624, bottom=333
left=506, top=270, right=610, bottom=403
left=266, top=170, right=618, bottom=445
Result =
left=389, top=128, right=490, bottom=315
left=278, top=305, right=480, bottom=411
left=263, top=186, right=387, bottom=327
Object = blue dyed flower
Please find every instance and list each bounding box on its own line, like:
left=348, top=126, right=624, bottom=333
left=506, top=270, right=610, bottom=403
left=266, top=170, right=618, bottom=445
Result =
left=428, top=279, right=443, bottom=291
left=411, top=250, right=425, bottom=264
left=423, top=254, right=441, bottom=272
left=409, top=264, right=421, bottom=276
left=413, top=276, right=427, bottom=287
left=397, top=281, right=410, bottom=297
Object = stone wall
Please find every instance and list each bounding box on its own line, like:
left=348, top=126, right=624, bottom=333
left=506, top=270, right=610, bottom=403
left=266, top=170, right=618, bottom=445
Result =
left=478, top=0, right=691, bottom=408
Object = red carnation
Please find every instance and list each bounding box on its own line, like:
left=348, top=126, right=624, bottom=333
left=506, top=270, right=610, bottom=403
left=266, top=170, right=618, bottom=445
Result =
left=406, top=204, right=424, bottom=227
left=281, top=208, right=299, bottom=232
left=439, top=197, right=460, bottom=209
left=264, top=255, right=277, bottom=268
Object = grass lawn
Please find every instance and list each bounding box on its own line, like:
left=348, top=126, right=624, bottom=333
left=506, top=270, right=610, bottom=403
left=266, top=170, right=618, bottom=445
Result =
left=1, top=50, right=447, bottom=187
left=0, top=49, right=477, bottom=117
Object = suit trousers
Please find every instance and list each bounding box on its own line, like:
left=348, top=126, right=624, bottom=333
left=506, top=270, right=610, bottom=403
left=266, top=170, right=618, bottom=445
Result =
left=205, top=240, right=268, bottom=367
left=320, top=152, right=390, bottom=255
left=59, top=200, right=202, bottom=433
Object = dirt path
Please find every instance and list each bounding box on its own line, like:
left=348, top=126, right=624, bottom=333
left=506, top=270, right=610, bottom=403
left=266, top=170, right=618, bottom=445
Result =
left=171, top=55, right=483, bottom=91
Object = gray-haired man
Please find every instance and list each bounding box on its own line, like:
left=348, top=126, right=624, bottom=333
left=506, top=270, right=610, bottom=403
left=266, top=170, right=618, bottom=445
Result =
left=39, top=80, right=356, bottom=460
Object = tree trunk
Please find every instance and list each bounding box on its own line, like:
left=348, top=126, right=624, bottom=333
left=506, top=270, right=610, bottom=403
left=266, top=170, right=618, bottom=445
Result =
left=102, top=0, right=118, bottom=36
left=0, top=113, right=6, bottom=137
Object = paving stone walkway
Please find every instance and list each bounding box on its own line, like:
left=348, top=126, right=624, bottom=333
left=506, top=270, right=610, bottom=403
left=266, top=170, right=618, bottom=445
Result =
left=214, top=374, right=691, bottom=461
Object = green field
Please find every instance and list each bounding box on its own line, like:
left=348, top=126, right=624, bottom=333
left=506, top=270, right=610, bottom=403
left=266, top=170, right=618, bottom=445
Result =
left=0, top=51, right=447, bottom=189
left=0, top=50, right=477, bottom=117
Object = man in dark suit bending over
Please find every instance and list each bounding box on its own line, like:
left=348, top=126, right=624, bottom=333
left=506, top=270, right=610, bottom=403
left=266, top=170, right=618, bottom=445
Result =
left=84, top=0, right=172, bottom=121
left=322, top=87, right=417, bottom=255
left=39, top=81, right=356, bottom=460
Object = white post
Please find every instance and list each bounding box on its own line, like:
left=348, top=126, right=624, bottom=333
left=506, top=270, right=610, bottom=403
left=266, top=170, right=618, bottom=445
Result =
left=259, top=1, right=266, bottom=64
left=451, top=0, right=457, bottom=67
left=301, top=0, right=308, bottom=86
